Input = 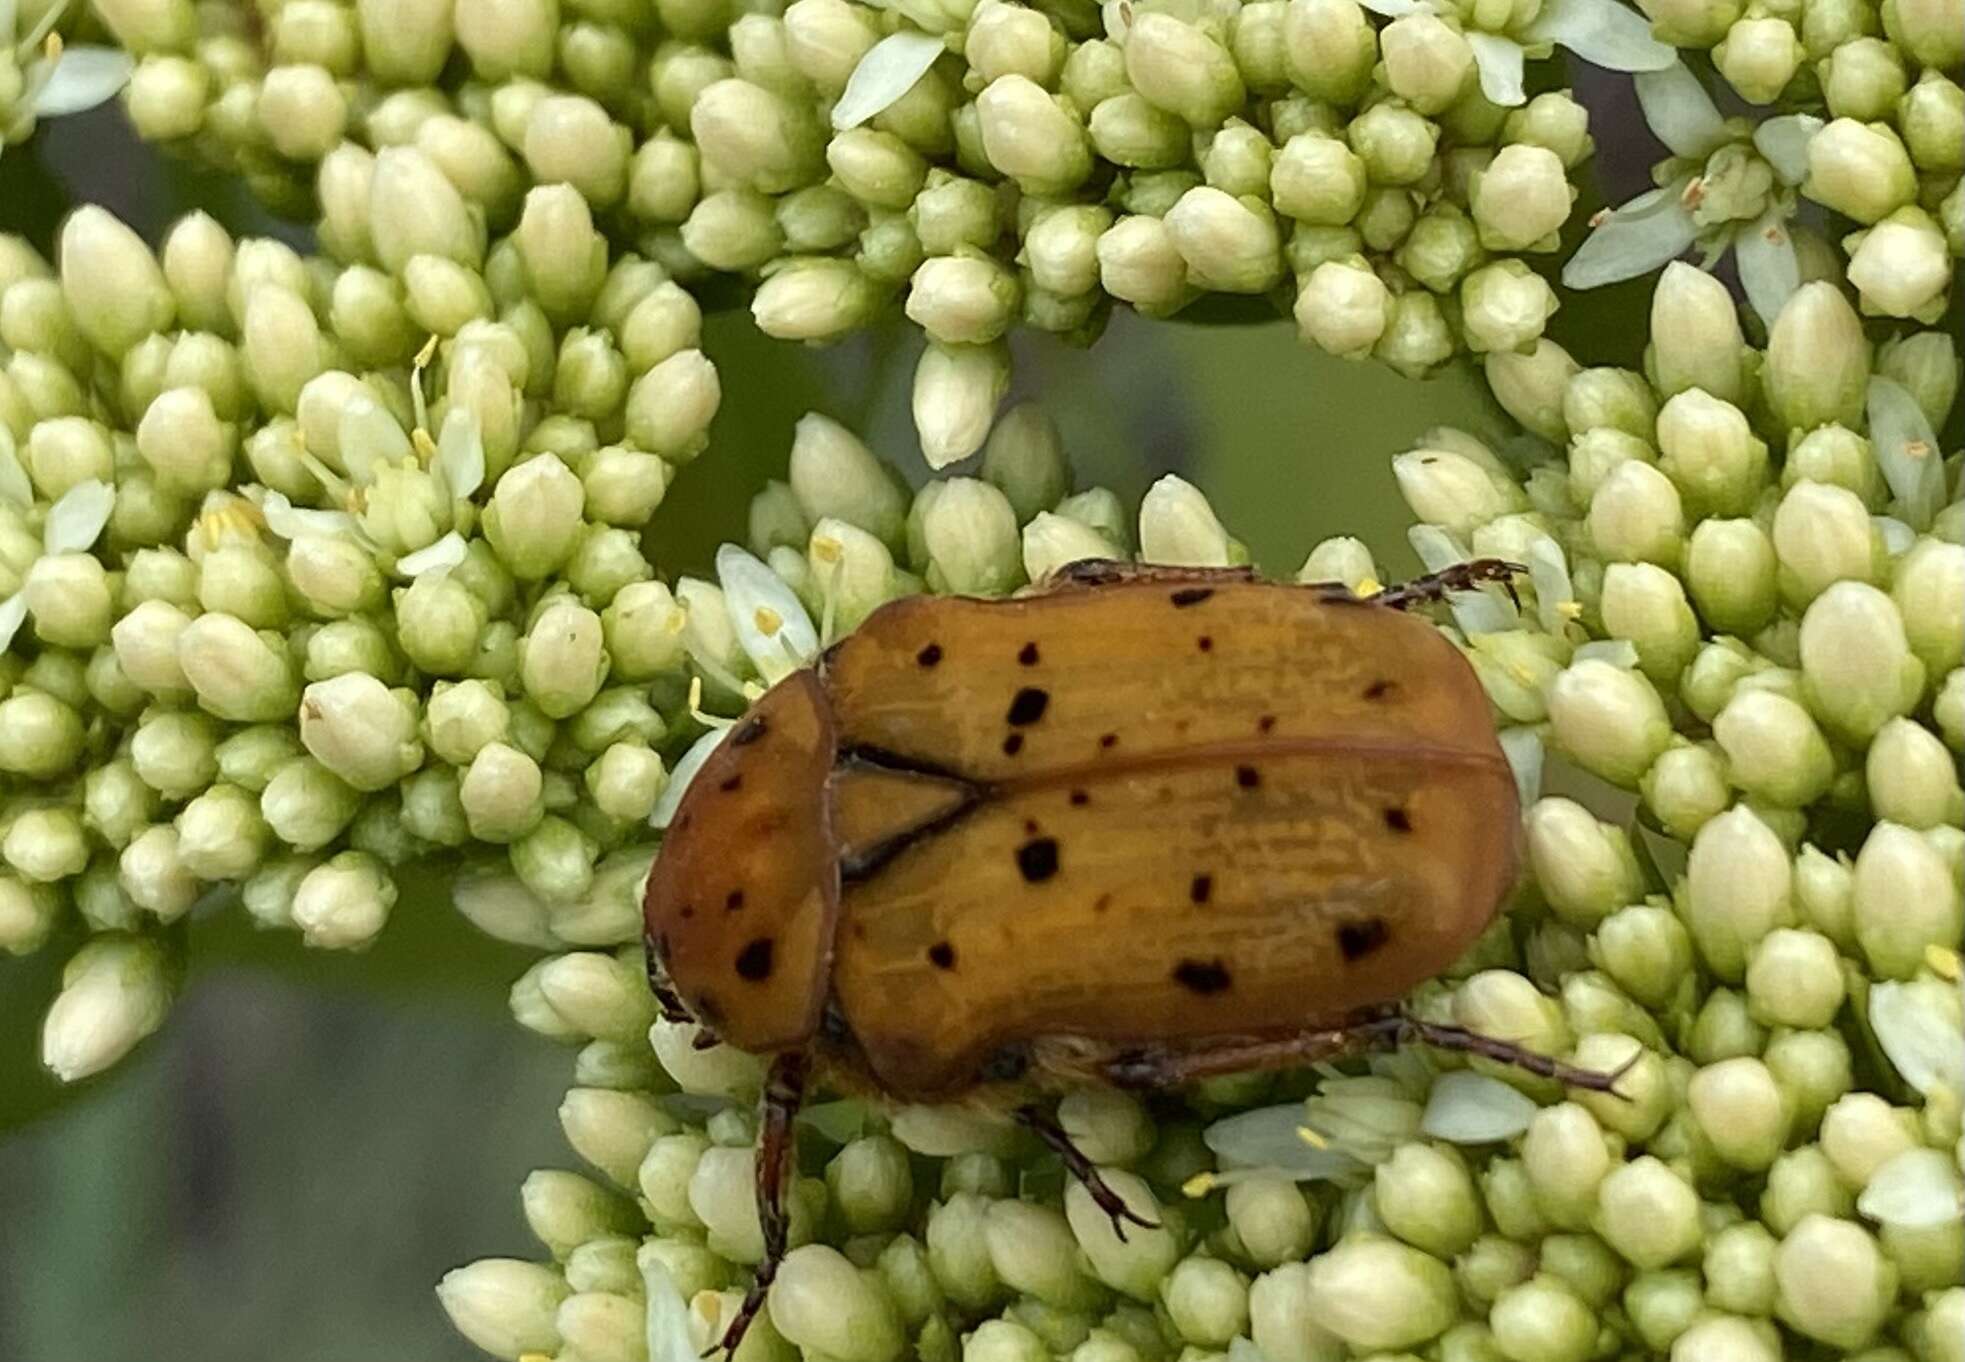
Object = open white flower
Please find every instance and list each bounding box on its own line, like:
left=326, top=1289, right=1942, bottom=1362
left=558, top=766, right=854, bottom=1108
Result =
left=714, top=543, right=821, bottom=687
left=0, top=0, right=133, bottom=151
left=1564, top=62, right=1821, bottom=322
left=0, top=449, right=114, bottom=651
left=1358, top=0, right=1673, bottom=107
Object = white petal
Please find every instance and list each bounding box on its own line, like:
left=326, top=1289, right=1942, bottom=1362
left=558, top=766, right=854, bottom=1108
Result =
left=451, top=871, right=560, bottom=950
left=396, top=530, right=469, bottom=579
left=1734, top=209, right=1799, bottom=325
left=648, top=726, right=729, bottom=830
left=1561, top=184, right=1700, bottom=289
left=1872, top=516, right=1917, bottom=557
left=1420, top=1070, right=1539, bottom=1143
left=1635, top=62, right=1727, bottom=159
left=256, top=489, right=363, bottom=542
left=1499, top=725, right=1546, bottom=805
left=1752, top=114, right=1822, bottom=186
left=43, top=478, right=114, bottom=553
left=1573, top=639, right=1640, bottom=668
left=0, top=591, right=27, bottom=653
left=1869, top=977, right=1964, bottom=1098
left=336, top=393, right=413, bottom=486
left=715, top=543, right=819, bottom=686
left=889, top=1104, right=1019, bottom=1156
left=1522, top=0, right=1676, bottom=70
left=31, top=46, right=132, bottom=117
left=1204, top=1104, right=1367, bottom=1181
left=1857, top=1148, right=1963, bottom=1229
left=642, top=1254, right=698, bottom=1362
left=435, top=407, right=486, bottom=501
left=1867, top=377, right=1946, bottom=532
left=832, top=31, right=945, bottom=131
left=0, top=0, right=18, bottom=45
left=1408, top=525, right=1519, bottom=635
left=1467, top=33, right=1526, bottom=107
left=1526, top=535, right=1575, bottom=635
left=0, top=428, right=32, bottom=507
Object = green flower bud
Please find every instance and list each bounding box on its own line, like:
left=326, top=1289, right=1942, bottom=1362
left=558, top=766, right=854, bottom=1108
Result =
left=1294, top=259, right=1391, bottom=358
left=1488, top=1275, right=1595, bottom=1362
left=1021, top=511, right=1119, bottom=582
left=1523, top=1102, right=1612, bottom=1229
left=984, top=1199, right=1106, bottom=1311
left=1058, top=1169, right=1175, bottom=1301
left=905, top=253, right=1020, bottom=344
left=2, top=805, right=87, bottom=883
left=1800, top=581, right=1925, bottom=744
left=1061, top=37, right=1128, bottom=108
left=1298, top=1233, right=1457, bottom=1351
left=1635, top=0, right=1744, bottom=45
left=522, top=1167, right=642, bottom=1261
left=1524, top=798, right=1644, bottom=928
left=967, top=1, right=1065, bottom=85
left=134, top=385, right=235, bottom=496
left=786, top=412, right=907, bottom=551
left=1713, top=689, right=1835, bottom=807
left=1764, top=1029, right=1853, bottom=1135
left=1621, top=1269, right=1703, bottom=1352
left=751, top=259, right=882, bottom=341
left=1380, top=14, right=1474, bottom=114
left=1090, top=93, right=1192, bottom=168
left=177, top=613, right=301, bottom=722
left=1743, top=927, right=1846, bottom=1029
left=1683, top=518, right=1777, bottom=636
left=965, top=1319, right=1046, bottom=1362
left=1201, top=120, right=1275, bottom=196
left=1866, top=716, right=1964, bottom=828
left=58, top=206, right=175, bottom=359
left=1669, top=1314, right=1780, bottom=1362
left=1163, top=187, right=1283, bottom=293
left=171, top=782, right=270, bottom=882
left=1460, top=261, right=1558, bottom=355
left=1697, top=1219, right=1775, bottom=1316
left=1281, top=0, right=1375, bottom=101
left=82, top=758, right=158, bottom=850
left=1097, top=215, right=1192, bottom=316
left=975, top=74, right=1093, bottom=194
left=1593, top=1155, right=1703, bottom=1269
left=680, top=189, right=782, bottom=272
left=1764, top=281, right=1872, bottom=438
left=978, top=403, right=1070, bottom=524
left=1846, top=207, right=1950, bottom=319
left=240, top=286, right=326, bottom=416
left=118, top=824, right=199, bottom=922
left=41, top=935, right=173, bottom=1082
left=1269, top=132, right=1367, bottom=226
left=298, top=672, right=424, bottom=793
left=519, top=601, right=608, bottom=720
left=1688, top=985, right=1768, bottom=1062
left=454, top=0, right=556, bottom=77
left=1775, top=1215, right=1897, bottom=1348
left=23, top=418, right=112, bottom=501
left=1596, top=563, right=1698, bottom=688
left=402, top=256, right=493, bottom=337
left=1852, top=821, right=1960, bottom=979
left=1821, top=1093, right=1920, bottom=1192
left=1376, top=1141, right=1482, bottom=1257
left=1716, top=15, right=1803, bottom=103
left=260, top=757, right=362, bottom=851
left=368, top=146, right=484, bottom=276
left=126, top=709, right=215, bottom=800
left=1772, top=480, right=1882, bottom=606
left=1804, top=118, right=1917, bottom=226
left=254, top=63, right=348, bottom=161
left=1124, top=13, right=1244, bottom=129
left=908, top=173, right=998, bottom=258
left=1589, top=902, right=1695, bottom=1009
left=482, top=453, right=584, bottom=581
left=1161, top=1255, right=1248, bottom=1346
left=781, top=0, right=879, bottom=94
left=1685, top=805, right=1795, bottom=983
left=1587, top=459, right=1685, bottom=567
left=461, top=741, right=545, bottom=842
left=535, top=950, right=653, bottom=1040
left=1689, top=1057, right=1791, bottom=1170
left=769, top=1245, right=906, bottom=1361
left=1546, top=659, right=1672, bottom=788
left=919, top=476, right=1021, bottom=595
left=688, top=78, right=823, bottom=194
left=1133, top=472, right=1231, bottom=567
left=913, top=341, right=1009, bottom=469
left=1470, top=145, right=1573, bottom=253
left=1486, top=339, right=1578, bottom=444
left=1348, top=102, right=1439, bottom=185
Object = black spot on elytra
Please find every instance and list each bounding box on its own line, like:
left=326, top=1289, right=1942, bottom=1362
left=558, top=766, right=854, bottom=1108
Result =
left=735, top=937, right=774, bottom=981
left=731, top=716, right=767, bottom=746
left=1235, top=765, right=1260, bottom=789
left=1023, top=818, right=1040, bottom=835
left=1337, top=917, right=1391, bottom=960
left=1099, top=732, right=1118, bottom=749
left=719, top=774, right=742, bottom=792
left=1093, top=893, right=1112, bottom=913
left=1384, top=806, right=1412, bottom=832
left=1170, top=587, right=1214, bottom=607
left=917, top=643, right=943, bottom=667
left=1189, top=873, right=1213, bottom=904
left=928, top=941, right=956, bottom=970
left=1068, top=789, right=1089, bottom=806
left=1018, top=642, right=1040, bottom=665
left=1257, top=714, right=1277, bottom=733
left=1002, top=733, right=1025, bottom=756
left=1363, top=678, right=1397, bottom=701
left=724, top=889, right=745, bottom=913
left=1006, top=687, right=1049, bottom=726
left=1172, top=958, right=1232, bottom=994
left=1197, top=635, right=1214, bottom=652
left=678, top=905, right=695, bottom=920
left=1016, top=836, right=1059, bottom=882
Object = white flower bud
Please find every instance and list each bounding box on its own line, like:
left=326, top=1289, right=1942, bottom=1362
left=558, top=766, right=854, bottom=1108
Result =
left=913, top=341, right=1009, bottom=470
left=1684, top=805, right=1795, bottom=982
left=298, top=672, right=424, bottom=792
left=41, top=935, right=173, bottom=1082
left=291, top=851, right=396, bottom=949
left=1163, top=187, right=1283, bottom=294
left=975, top=74, right=1093, bottom=194
left=1800, top=581, right=1925, bottom=744
left=1124, top=13, right=1245, bottom=129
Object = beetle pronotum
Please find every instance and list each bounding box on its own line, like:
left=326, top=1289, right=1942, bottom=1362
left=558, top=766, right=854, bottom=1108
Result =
left=643, top=557, right=1625, bottom=1353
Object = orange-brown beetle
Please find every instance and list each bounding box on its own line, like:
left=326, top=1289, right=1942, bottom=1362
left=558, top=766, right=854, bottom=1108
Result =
left=643, top=558, right=1617, bottom=1352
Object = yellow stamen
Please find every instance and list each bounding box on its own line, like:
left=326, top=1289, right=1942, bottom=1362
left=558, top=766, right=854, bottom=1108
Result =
left=1558, top=600, right=1584, bottom=620
left=1182, top=1171, right=1219, bottom=1199
left=1296, top=1125, right=1329, bottom=1150
left=1353, top=577, right=1383, bottom=599
left=412, top=427, right=439, bottom=464
left=753, top=605, right=783, bottom=638
left=1926, top=944, right=1960, bottom=981
left=414, top=333, right=440, bottom=370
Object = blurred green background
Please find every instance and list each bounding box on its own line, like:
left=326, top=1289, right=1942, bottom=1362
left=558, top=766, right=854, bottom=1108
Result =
left=0, top=85, right=1655, bottom=1361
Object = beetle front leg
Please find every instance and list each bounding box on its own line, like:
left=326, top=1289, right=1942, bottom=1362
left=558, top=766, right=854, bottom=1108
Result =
left=712, top=1051, right=809, bottom=1358
left=1369, top=558, right=1525, bottom=612
left=1386, top=1016, right=1633, bottom=1093
left=1016, top=1102, right=1161, bottom=1239
left=1039, top=559, right=1260, bottom=591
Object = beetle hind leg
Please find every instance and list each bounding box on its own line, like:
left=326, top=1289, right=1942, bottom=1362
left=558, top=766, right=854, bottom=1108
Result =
left=1016, top=1103, right=1161, bottom=1240
left=1368, top=558, right=1526, bottom=611
left=710, top=1051, right=810, bottom=1358
left=1388, top=1015, right=1633, bottom=1094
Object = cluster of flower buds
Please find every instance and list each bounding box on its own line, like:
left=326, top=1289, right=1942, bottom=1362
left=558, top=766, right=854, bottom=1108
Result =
left=1, top=197, right=722, bottom=1079
left=101, top=0, right=1701, bottom=465
left=438, top=259, right=1962, bottom=1362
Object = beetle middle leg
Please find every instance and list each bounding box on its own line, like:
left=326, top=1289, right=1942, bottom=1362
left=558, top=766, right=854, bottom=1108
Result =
left=711, top=1050, right=809, bottom=1358
left=1015, top=1102, right=1161, bottom=1239
left=1367, top=558, right=1526, bottom=611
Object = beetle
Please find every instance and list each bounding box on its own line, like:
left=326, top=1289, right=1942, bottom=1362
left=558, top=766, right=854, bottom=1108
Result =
left=642, top=557, right=1622, bottom=1353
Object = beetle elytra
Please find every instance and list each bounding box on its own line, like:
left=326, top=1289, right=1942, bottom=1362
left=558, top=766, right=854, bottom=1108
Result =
left=642, top=557, right=1623, bottom=1353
